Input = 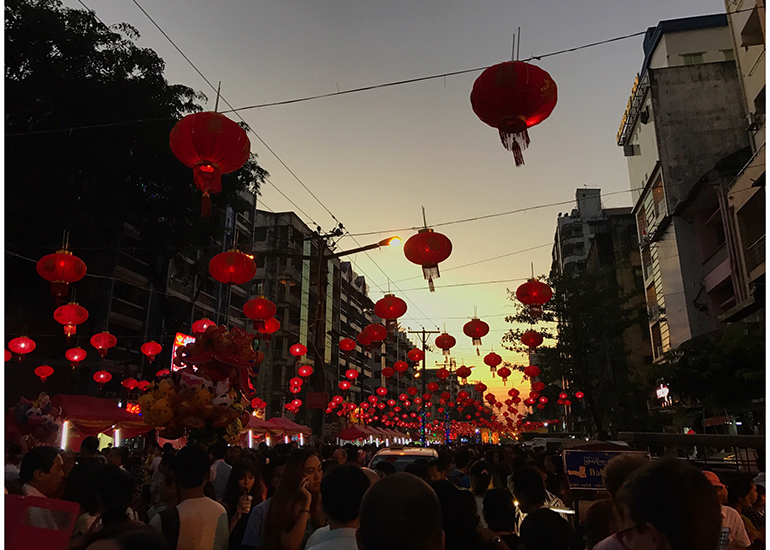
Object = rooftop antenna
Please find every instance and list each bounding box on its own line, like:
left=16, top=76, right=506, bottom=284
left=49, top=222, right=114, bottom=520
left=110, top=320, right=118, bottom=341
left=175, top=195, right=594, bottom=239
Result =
left=214, top=81, right=222, bottom=112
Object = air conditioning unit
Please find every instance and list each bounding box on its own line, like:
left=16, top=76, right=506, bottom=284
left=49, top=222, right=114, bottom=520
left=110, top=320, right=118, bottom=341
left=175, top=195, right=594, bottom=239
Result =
left=746, top=112, right=765, bottom=132
left=623, top=144, right=640, bottom=157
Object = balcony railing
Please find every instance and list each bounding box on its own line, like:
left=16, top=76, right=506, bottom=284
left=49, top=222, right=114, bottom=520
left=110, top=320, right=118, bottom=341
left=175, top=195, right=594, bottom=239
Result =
left=745, top=234, right=765, bottom=272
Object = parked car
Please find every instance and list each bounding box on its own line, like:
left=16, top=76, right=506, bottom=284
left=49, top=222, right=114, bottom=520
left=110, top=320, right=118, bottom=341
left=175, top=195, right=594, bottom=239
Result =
left=369, top=446, right=438, bottom=472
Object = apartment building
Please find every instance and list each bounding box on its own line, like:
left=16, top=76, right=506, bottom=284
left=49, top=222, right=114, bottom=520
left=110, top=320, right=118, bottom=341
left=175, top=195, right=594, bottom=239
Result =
left=617, top=14, right=751, bottom=359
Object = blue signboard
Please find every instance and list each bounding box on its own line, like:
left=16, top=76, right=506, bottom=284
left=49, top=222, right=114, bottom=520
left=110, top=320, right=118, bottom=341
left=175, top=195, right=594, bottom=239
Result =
left=562, top=450, right=649, bottom=490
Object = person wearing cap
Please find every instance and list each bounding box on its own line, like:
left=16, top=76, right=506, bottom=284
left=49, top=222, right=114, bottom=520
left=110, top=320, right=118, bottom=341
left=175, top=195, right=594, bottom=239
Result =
left=704, top=470, right=751, bottom=550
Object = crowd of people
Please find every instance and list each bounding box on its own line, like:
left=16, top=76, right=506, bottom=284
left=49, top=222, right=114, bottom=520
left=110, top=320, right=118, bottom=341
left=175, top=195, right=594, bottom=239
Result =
left=4, top=437, right=766, bottom=550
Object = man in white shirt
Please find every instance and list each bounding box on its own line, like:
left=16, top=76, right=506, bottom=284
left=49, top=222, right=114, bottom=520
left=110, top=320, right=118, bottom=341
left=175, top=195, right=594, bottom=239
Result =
left=19, top=446, right=66, bottom=529
left=306, top=464, right=371, bottom=550
left=209, top=439, right=232, bottom=502
left=704, top=470, right=751, bottom=550
left=151, top=445, right=229, bottom=550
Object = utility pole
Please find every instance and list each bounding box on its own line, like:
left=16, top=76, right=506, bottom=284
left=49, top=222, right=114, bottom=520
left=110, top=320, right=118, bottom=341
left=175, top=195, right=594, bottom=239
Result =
left=434, top=356, right=456, bottom=445
left=407, top=328, right=439, bottom=446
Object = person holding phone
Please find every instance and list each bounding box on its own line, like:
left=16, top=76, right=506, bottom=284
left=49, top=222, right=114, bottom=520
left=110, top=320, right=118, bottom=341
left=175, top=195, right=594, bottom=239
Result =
left=262, top=450, right=324, bottom=550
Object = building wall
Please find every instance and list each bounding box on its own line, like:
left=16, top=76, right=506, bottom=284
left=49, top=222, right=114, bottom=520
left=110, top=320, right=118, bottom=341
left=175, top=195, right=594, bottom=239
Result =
left=651, top=28, right=735, bottom=69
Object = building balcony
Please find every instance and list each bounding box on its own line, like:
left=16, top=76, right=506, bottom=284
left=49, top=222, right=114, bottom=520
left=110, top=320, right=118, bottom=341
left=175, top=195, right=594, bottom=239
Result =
left=703, top=245, right=728, bottom=277
left=277, top=264, right=303, bottom=283
left=745, top=234, right=765, bottom=274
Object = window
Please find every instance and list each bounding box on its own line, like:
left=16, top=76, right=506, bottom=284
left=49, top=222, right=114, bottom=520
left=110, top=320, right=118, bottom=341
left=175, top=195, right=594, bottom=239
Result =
left=652, top=178, right=665, bottom=217
left=681, top=52, right=704, bottom=65
left=633, top=266, right=645, bottom=293
left=721, top=49, right=735, bottom=61
left=253, top=227, right=267, bottom=241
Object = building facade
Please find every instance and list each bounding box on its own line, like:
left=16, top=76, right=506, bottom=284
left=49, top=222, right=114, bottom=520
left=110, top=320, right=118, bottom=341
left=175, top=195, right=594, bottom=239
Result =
left=617, top=14, right=752, bottom=359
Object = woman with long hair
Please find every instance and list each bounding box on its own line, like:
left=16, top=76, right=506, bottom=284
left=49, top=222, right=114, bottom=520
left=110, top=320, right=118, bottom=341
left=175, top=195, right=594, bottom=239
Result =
left=262, top=449, right=324, bottom=550
left=470, top=460, right=493, bottom=528
left=222, top=459, right=266, bottom=550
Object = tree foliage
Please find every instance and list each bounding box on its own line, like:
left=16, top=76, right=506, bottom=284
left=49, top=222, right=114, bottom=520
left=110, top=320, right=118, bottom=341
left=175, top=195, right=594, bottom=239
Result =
left=653, top=322, right=765, bottom=413
left=503, top=270, right=651, bottom=438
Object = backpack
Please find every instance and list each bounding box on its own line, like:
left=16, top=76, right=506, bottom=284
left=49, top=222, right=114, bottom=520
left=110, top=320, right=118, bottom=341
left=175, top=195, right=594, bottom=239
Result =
left=158, top=506, right=180, bottom=550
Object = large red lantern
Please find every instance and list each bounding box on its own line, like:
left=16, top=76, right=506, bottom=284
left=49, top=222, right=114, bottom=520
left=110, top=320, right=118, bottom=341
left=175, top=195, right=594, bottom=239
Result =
left=169, top=111, right=251, bottom=217
left=436, top=368, right=450, bottom=381
left=298, top=365, right=313, bottom=378
left=122, top=378, right=138, bottom=390
left=53, top=302, right=89, bottom=340
left=407, top=349, right=425, bottom=362
left=90, top=332, right=117, bottom=358
left=456, top=365, right=472, bottom=384
left=435, top=333, right=456, bottom=356
left=532, top=381, right=546, bottom=392
left=9, top=336, right=36, bottom=360
left=470, top=61, right=558, bottom=166
left=290, top=343, right=307, bottom=357
left=575, top=391, right=584, bottom=400
left=345, top=369, right=359, bottom=380
left=523, top=365, right=541, bottom=378
left=35, top=365, right=54, bottom=383
left=339, top=380, right=351, bottom=391
left=463, top=317, right=490, bottom=355
left=484, top=352, right=502, bottom=375
left=209, top=249, right=256, bottom=285
left=364, top=324, right=387, bottom=343
left=474, top=382, right=487, bottom=394
left=497, top=366, right=512, bottom=385
left=339, top=338, right=356, bottom=353
left=521, top=330, right=543, bottom=349
left=4, top=350, right=9, bottom=362
left=403, top=228, right=453, bottom=292
left=36, top=249, right=87, bottom=300
left=137, top=380, right=151, bottom=392
left=381, top=367, right=395, bottom=379
left=93, top=370, right=112, bottom=386
left=376, top=387, right=388, bottom=396
left=141, top=341, right=162, bottom=363
left=65, top=347, right=87, bottom=368
left=516, top=279, right=553, bottom=318
left=192, top=318, right=216, bottom=334
left=374, top=294, right=407, bottom=333
left=393, top=361, right=409, bottom=375
left=257, top=317, right=281, bottom=342
left=427, top=382, right=439, bottom=393
left=243, top=297, right=277, bottom=331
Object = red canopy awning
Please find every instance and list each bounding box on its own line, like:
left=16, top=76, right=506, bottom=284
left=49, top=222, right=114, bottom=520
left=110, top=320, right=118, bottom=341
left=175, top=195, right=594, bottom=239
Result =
left=338, top=425, right=368, bottom=441
left=266, top=416, right=312, bottom=436
left=51, top=395, right=153, bottom=438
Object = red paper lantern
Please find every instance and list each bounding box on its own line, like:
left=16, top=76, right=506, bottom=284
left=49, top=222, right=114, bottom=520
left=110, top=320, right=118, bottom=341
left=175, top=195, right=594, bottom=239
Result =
left=523, top=365, right=541, bottom=378
left=407, top=349, right=425, bottom=362
left=289, top=377, right=303, bottom=387
left=521, top=330, right=543, bottom=349
left=298, top=365, right=313, bottom=378
left=65, top=347, right=87, bottom=368
left=575, top=391, right=584, bottom=400
left=209, top=250, right=256, bottom=285
left=169, top=111, right=251, bottom=217
left=291, top=399, right=302, bottom=408
left=456, top=365, right=472, bottom=384
left=36, top=249, right=87, bottom=299
left=137, top=380, right=151, bottom=392
left=532, top=381, right=546, bottom=392
left=364, top=324, right=388, bottom=343
left=192, top=318, right=216, bottom=334
left=381, top=367, right=395, bottom=379
left=290, top=343, right=307, bottom=357
left=435, top=333, right=456, bottom=356
left=9, top=336, right=36, bottom=360
left=470, top=61, right=558, bottom=166
left=376, top=387, right=388, bottom=396
left=367, top=395, right=378, bottom=404
left=35, top=365, right=54, bottom=383
left=4, top=350, right=9, bottom=362
left=141, top=341, right=162, bottom=363
left=559, top=392, right=568, bottom=400
left=393, top=361, right=409, bottom=374
left=474, top=382, right=487, bottom=393
left=374, top=294, right=407, bottom=321
left=564, top=400, right=572, bottom=406
left=427, top=382, right=439, bottom=393
left=90, top=332, right=117, bottom=358
left=53, top=302, right=89, bottom=339
left=93, top=370, right=112, bottom=385
left=243, top=297, right=277, bottom=331
left=332, top=395, right=344, bottom=404
left=483, top=352, right=502, bottom=376
left=497, top=366, right=512, bottom=385
left=403, top=228, right=453, bottom=292
left=516, top=279, right=553, bottom=318
left=356, top=332, right=373, bottom=349
left=463, top=317, right=489, bottom=354
left=345, top=369, right=359, bottom=380
left=436, top=368, right=450, bottom=380
left=122, top=378, right=138, bottom=390
left=508, top=388, right=520, bottom=397
left=257, top=317, right=281, bottom=342
left=387, top=399, right=396, bottom=407
left=339, top=338, right=356, bottom=353
left=339, top=380, right=351, bottom=391
left=407, top=386, right=418, bottom=396
left=539, top=396, right=548, bottom=404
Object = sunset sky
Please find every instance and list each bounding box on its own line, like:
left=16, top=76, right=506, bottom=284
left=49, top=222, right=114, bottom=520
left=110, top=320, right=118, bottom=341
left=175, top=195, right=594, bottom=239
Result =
left=64, top=0, right=725, bottom=418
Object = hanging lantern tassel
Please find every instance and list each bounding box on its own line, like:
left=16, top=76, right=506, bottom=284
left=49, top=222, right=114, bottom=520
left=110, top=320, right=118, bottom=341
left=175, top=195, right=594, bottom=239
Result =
left=201, top=192, right=212, bottom=218
left=500, top=124, right=530, bottom=166
left=423, top=264, right=439, bottom=292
